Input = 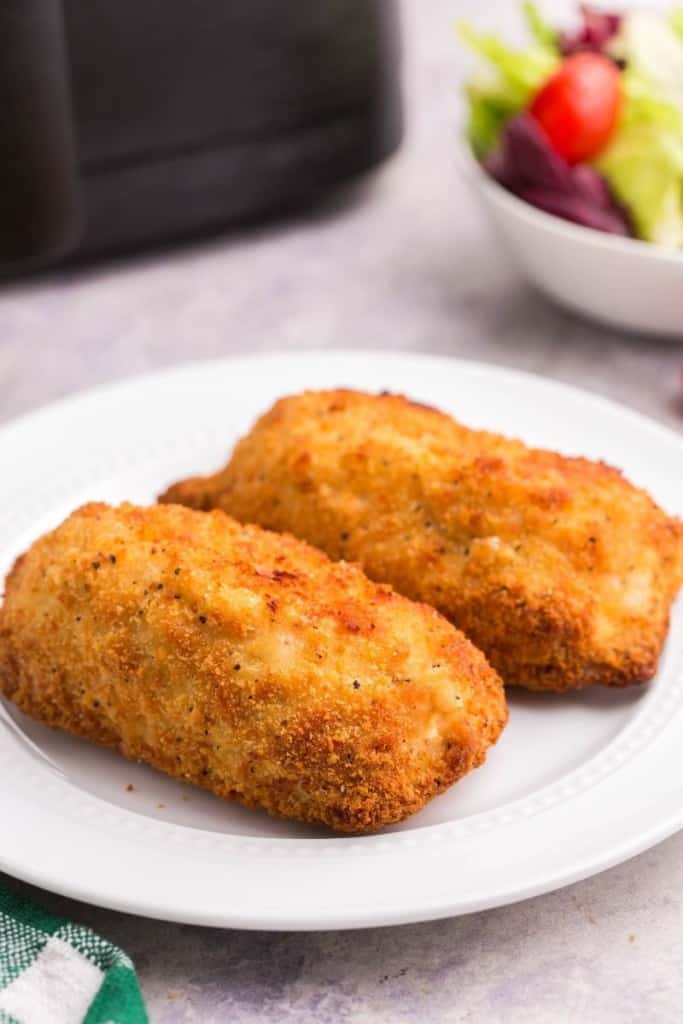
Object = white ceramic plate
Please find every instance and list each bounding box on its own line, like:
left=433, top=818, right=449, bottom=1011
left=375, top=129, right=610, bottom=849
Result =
left=0, top=351, right=681, bottom=930
left=458, top=143, right=683, bottom=339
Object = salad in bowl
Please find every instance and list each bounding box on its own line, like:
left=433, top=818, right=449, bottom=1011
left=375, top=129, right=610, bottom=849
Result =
left=461, top=3, right=683, bottom=249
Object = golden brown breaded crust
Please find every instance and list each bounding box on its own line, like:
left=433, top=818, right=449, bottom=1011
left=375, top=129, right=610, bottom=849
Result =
left=0, top=502, right=506, bottom=833
left=161, top=390, right=683, bottom=692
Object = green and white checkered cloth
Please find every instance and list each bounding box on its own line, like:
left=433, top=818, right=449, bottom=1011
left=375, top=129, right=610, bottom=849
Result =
left=0, top=883, right=147, bottom=1024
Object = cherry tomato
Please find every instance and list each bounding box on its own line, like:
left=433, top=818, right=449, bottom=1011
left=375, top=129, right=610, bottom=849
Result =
left=530, top=53, right=622, bottom=165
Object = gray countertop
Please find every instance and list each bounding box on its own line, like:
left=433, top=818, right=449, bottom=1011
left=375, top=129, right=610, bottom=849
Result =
left=0, top=1, right=681, bottom=1020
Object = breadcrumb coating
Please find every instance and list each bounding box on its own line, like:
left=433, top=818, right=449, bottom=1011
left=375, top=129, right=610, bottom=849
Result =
left=0, top=502, right=506, bottom=832
left=161, top=389, right=683, bottom=692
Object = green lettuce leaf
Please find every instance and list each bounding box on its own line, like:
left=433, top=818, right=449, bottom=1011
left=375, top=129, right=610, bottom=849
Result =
left=670, top=7, right=683, bottom=41
left=597, top=12, right=683, bottom=246
left=459, top=22, right=558, bottom=156
left=521, top=1, right=559, bottom=51
left=596, top=124, right=683, bottom=246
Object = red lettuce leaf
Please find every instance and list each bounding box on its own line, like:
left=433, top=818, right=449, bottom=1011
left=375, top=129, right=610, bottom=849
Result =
left=560, top=4, right=622, bottom=58
left=482, top=114, right=632, bottom=236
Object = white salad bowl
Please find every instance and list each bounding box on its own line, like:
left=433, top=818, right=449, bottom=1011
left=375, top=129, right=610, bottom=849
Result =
left=459, top=143, right=683, bottom=338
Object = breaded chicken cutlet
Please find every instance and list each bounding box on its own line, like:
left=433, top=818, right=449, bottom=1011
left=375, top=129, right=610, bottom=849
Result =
left=161, top=390, right=683, bottom=693
left=0, top=502, right=506, bottom=833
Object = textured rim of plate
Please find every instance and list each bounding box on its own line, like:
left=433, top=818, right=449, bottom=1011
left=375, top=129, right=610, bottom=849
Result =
left=0, top=350, right=681, bottom=929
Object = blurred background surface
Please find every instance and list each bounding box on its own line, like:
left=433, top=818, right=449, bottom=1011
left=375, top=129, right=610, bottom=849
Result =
left=0, top=1, right=680, bottom=431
